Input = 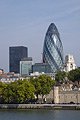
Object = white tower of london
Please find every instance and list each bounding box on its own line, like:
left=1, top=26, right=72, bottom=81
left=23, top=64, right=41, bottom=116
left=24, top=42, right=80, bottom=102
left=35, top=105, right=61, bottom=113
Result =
left=64, top=54, right=76, bottom=72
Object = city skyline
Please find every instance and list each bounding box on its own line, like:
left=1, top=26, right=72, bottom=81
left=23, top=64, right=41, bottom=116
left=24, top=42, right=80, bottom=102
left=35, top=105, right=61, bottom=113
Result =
left=0, top=0, right=80, bottom=72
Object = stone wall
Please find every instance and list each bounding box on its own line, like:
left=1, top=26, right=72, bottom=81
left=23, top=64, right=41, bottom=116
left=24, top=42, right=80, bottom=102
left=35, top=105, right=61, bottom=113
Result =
left=54, top=86, right=80, bottom=104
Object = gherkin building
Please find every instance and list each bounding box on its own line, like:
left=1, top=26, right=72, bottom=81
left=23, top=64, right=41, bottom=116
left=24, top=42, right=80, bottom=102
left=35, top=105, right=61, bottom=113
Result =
left=43, top=23, right=64, bottom=73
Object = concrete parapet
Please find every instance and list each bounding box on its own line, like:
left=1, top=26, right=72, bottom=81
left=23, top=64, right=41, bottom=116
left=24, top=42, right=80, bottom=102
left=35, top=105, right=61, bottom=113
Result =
left=0, top=104, right=80, bottom=110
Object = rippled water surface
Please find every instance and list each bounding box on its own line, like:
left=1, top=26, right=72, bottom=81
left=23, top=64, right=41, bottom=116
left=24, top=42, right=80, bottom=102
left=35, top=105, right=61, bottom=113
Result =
left=0, top=109, right=80, bottom=120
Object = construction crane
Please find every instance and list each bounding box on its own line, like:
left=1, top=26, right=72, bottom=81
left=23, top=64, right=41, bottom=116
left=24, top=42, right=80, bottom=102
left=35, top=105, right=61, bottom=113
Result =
left=41, top=53, right=46, bottom=63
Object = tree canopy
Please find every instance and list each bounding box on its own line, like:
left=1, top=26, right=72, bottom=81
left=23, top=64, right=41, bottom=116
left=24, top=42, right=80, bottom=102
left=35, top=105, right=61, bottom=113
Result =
left=68, top=68, right=80, bottom=82
left=30, top=75, right=55, bottom=102
left=0, top=79, right=35, bottom=103
left=0, top=75, right=55, bottom=103
left=55, top=71, right=67, bottom=83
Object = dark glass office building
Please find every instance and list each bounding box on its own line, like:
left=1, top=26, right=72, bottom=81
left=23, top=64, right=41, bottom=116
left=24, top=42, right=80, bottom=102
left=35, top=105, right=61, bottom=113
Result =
left=43, top=23, right=64, bottom=73
left=32, top=63, right=51, bottom=73
left=9, top=46, right=28, bottom=73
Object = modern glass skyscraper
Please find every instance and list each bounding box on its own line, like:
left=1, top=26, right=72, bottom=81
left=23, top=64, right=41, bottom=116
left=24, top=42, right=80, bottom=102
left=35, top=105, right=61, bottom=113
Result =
left=20, top=57, right=33, bottom=76
left=43, top=23, right=64, bottom=73
left=9, top=46, right=28, bottom=73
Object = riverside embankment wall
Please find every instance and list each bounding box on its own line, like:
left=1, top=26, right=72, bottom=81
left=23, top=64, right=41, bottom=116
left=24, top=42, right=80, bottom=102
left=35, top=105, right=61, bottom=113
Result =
left=0, top=104, right=80, bottom=110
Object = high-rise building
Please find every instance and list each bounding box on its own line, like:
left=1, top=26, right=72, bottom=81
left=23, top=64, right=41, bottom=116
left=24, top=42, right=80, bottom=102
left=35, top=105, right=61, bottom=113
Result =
left=9, top=46, right=28, bottom=73
left=32, top=63, right=51, bottom=73
left=43, top=23, right=64, bottom=73
left=20, top=57, right=33, bottom=76
left=64, top=54, right=76, bottom=72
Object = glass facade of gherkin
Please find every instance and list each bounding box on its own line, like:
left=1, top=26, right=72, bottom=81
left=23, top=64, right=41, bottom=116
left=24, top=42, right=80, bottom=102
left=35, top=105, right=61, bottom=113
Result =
left=43, top=23, right=64, bottom=73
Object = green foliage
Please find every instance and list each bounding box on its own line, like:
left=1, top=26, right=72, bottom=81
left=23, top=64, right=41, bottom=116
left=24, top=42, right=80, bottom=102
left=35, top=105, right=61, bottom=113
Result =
left=2, top=83, right=13, bottom=103
left=30, top=77, right=41, bottom=99
left=68, top=68, right=80, bottom=82
left=39, top=75, right=55, bottom=103
left=0, top=75, right=55, bottom=103
left=39, top=75, right=55, bottom=95
left=22, top=79, right=35, bottom=102
left=30, top=75, right=55, bottom=102
left=16, top=84, right=25, bottom=103
left=0, top=82, right=3, bottom=97
left=0, top=79, right=35, bottom=103
left=55, top=71, right=67, bottom=83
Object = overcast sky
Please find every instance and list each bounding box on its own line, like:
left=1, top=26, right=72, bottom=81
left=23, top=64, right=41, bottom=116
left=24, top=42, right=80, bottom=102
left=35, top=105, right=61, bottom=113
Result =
left=0, top=0, right=80, bottom=72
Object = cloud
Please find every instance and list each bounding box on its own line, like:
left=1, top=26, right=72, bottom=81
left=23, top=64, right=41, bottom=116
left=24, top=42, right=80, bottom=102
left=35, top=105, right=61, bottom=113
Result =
left=65, top=6, right=80, bottom=15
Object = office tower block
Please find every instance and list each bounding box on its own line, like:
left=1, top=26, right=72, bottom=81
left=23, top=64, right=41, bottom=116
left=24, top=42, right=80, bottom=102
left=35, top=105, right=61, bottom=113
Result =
left=32, top=63, right=51, bottom=73
left=20, top=57, right=33, bottom=76
left=9, top=46, right=28, bottom=73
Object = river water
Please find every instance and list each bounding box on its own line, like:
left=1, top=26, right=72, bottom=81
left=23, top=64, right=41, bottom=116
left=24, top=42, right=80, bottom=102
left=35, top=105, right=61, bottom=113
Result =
left=0, top=109, right=80, bottom=120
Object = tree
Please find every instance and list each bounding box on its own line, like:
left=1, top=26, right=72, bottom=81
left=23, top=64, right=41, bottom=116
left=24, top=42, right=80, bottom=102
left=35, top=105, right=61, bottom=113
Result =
left=1, top=79, right=35, bottom=104
left=30, top=77, right=41, bottom=99
left=38, top=75, right=55, bottom=103
left=68, top=68, right=80, bottom=82
left=22, top=79, right=35, bottom=103
left=30, top=75, right=55, bottom=103
left=11, top=79, right=25, bottom=103
left=0, top=75, right=56, bottom=104
left=2, top=83, right=14, bottom=103
left=55, top=71, right=67, bottom=83
left=12, top=79, right=35, bottom=103
left=0, top=82, right=4, bottom=102
left=0, top=82, right=3, bottom=95
left=9, top=81, right=18, bottom=103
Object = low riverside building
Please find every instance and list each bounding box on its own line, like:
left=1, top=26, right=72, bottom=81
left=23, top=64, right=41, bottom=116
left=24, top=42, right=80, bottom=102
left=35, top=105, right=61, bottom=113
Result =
left=54, top=84, right=80, bottom=104
left=0, top=72, right=24, bottom=83
left=30, top=72, right=55, bottom=80
left=37, top=83, right=80, bottom=104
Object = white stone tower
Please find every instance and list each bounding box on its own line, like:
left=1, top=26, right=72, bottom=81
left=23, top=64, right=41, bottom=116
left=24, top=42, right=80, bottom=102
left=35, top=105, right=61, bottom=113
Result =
left=64, top=54, right=76, bottom=72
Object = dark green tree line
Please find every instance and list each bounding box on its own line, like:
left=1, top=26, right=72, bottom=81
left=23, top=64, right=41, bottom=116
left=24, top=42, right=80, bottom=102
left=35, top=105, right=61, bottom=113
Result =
left=68, top=68, right=80, bottom=82
left=55, top=71, right=67, bottom=83
left=0, top=79, right=35, bottom=103
left=55, top=68, right=80, bottom=84
left=0, top=75, right=55, bottom=103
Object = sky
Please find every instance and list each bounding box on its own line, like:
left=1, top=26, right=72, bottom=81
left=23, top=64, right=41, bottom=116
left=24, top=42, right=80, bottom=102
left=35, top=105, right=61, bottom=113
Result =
left=0, top=0, right=80, bottom=72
